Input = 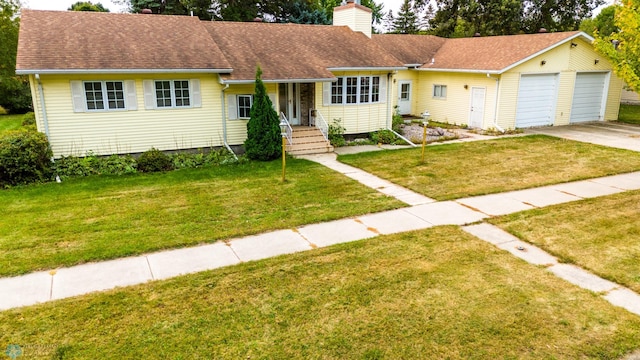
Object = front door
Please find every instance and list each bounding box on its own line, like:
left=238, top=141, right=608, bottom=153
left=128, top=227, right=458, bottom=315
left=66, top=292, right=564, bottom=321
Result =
left=469, top=87, right=486, bottom=128
left=279, top=83, right=301, bottom=125
left=398, top=81, right=412, bottom=115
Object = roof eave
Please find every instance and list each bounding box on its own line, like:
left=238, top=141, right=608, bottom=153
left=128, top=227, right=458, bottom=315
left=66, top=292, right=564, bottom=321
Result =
left=328, top=67, right=407, bottom=72
left=15, top=68, right=234, bottom=75
left=416, top=68, right=501, bottom=74
left=498, top=31, right=592, bottom=74
left=222, top=77, right=338, bottom=84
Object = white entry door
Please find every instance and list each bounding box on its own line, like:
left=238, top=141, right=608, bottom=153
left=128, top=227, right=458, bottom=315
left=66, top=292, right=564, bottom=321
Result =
left=469, top=87, right=486, bottom=128
left=398, top=81, right=412, bottom=115
left=279, top=83, right=300, bottom=125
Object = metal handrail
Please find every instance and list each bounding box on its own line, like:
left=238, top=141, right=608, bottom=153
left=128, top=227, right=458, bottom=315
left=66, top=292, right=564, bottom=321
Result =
left=313, top=109, right=329, bottom=141
left=280, top=112, right=293, bottom=145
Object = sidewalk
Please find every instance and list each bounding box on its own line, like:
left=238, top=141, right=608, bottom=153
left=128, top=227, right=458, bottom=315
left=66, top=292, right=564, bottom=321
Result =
left=2, top=154, right=640, bottom=316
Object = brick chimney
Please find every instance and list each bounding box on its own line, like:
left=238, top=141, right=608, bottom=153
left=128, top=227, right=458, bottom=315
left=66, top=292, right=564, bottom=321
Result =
left=333, top=0, right=372, bottom=38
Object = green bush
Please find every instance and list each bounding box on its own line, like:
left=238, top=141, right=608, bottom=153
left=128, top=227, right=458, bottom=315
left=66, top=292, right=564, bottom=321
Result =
left=21, top=112, right=36, bottom=127
left=54, top=154, right=138, bottom=179
left=137, top=148, right=173, bottom=173
left=0, top=130, right=53, bottom=187
left=392, top=108, right=403, bottom=133
left=0, top=106, right=7, bottom=115
left=328, top=118, right=346, bottom=147
left=99, top=154, right=137, bottom=175
left=172, top=152, right=206, bottom=169
left=244, top=66, right=281, bottom=161
left=370, top=129, right=399, bottom=144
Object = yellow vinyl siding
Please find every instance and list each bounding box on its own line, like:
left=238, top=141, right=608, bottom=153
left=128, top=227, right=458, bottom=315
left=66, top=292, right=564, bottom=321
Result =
left=500, top=37, right=622, bottom=128
left=416, top=72, right=497, bottom=128
left=223, top=83, right=277, bottom=145
left=36, top=74, right=223, bottom=157
left=315, top=71, right=391, bottom=134
left=391, top=70, right=419, bottom=115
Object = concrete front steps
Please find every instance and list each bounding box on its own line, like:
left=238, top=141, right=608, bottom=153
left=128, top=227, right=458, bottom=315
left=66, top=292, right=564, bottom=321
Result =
left=288, top=126, right=334, bottom=156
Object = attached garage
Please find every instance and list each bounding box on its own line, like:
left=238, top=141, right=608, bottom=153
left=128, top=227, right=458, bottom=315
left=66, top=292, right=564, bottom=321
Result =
left=515, top=74, right=558, bottom=128
left=570, top=72, right=608, bottom=123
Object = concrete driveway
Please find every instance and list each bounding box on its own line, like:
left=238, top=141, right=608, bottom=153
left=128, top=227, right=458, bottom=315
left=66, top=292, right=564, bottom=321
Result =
left=524, top=122, right=640, bottom=152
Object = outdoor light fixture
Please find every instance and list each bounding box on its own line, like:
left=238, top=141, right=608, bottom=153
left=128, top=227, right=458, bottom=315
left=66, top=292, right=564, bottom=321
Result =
left=279, top=118, right=288, bottom=182
left=570, top=42, right=578, bottom=48
left=595, top=59, right=600, bottom=65
left=540, top=60, right=546, bottom=66
left=421, top=111, right=430, bottom=163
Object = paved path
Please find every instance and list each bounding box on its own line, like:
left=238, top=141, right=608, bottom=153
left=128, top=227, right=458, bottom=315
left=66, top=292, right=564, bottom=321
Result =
left=2, top=153, right=640, bottom=317
left=525, top=122, right=640, bottom=152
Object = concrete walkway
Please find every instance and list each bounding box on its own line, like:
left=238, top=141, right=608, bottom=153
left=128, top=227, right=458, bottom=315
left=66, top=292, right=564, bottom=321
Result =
left=2, top=157, right=640, bottom=316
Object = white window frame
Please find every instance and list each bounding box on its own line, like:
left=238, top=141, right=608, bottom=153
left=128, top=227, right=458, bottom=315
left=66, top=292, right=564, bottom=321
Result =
left=331, top=76, right=382, bottom=105
left=154, top=80, right=192, bottom=109
left=433, top=84, right=447, bottom=99
left=237, top=94, right=253, bottom=119
left=83, top=80, right=126, bottom=111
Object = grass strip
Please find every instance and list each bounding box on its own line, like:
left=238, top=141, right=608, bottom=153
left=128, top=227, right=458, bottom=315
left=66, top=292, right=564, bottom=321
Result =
left=1, top=227, right=639, bottom=358
left=338, top=135, right=640, bottom=200
left=491, top=190, right=640, bottom=293
left=0, top=159, right=402, bottom=276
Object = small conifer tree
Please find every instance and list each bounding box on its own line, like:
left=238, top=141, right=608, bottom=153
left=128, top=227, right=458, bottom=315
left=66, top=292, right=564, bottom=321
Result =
left=244, top=66, right=282, bottom=161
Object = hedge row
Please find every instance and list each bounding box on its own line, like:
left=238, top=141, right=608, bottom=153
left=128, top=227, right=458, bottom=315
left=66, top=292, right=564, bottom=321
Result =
left=1, top=127, right=243, bottom=188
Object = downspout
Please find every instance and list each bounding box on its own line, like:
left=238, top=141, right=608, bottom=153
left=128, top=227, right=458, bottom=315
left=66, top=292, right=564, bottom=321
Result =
left=36, top=74, right=60, bottom=182
left=218, top=75, right=237, bottom=159
left=35, top=74, right=51, bottom=139
left=491, top=75, right=505, bottom=133
left=386, top=72, right=393, bottom=129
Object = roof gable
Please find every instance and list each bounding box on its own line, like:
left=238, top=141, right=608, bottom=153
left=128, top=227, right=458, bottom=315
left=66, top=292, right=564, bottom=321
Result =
left=420, top=31, right=587, bottom=73
left=16, top=10, right=232, bottom=74
left=203, top=21, right=404, bottom=82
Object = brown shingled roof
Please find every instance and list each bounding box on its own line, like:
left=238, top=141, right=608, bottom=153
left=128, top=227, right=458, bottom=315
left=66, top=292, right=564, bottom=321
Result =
left=421, top=31, right=584, bottom=72
left=16, top=10, right=231, bottom=73
left=372, top=34, right=446, bottom=66
left=203, top=21, right=404, bottom=82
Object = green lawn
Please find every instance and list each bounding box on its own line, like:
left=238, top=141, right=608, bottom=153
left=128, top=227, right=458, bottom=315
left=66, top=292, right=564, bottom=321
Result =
left=618, top=104, right=640, bottom=125
left=0, top=114, right=23, bottom=132
left=0, top=159, right=402, bottom=277
left=338, top=135, right=640, bottom=200
left=1, top=227, right=639, bottom=358
left=491, top=190, right=640, bottom=294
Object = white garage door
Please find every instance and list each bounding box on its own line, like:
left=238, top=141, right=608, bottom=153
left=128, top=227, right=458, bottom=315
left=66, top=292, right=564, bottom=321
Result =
left=515, top=74, right=558, bottom=128
left=570, top=72, right=607, bottom=123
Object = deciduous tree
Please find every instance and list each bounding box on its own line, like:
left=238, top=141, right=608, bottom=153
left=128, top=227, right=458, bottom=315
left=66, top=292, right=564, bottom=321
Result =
left=68, top=1, right=110, bottom=11
left=0, top=0, right=31, bottom=113
left=594, top=0, right=640, bottom=92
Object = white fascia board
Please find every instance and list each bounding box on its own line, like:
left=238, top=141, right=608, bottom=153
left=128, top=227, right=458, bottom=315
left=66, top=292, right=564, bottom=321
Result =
left=16, top=68, right=234, bottom=75
left=416, top=68, right=501, bottom=75
left=327, top=67, right=407, bottom=72
left=498, top=32, right=593, bottom=74
left=222, top=78, right=338, bottom=84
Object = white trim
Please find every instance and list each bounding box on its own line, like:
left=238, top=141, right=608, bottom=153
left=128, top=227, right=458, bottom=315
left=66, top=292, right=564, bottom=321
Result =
left=16, top=68, right=233, bottom=75
left=417, top=32, right=594, bottom=75
left=328, top=67, right=406, bottom=71
left=222, top=78, right=337, bottom=84
left=153, top=79, right=193, bottom=109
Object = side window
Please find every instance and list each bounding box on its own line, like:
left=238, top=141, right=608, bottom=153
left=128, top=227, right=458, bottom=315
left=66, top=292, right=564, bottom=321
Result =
left=237, top=95, right=253, bottom=119
left=84, top=81, right=125, bottom=111
left=433, top=84, right=447, bottom=99
left=155, top=80, right=191, bottom=108
left=331, top=78, right=344, bottom=104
